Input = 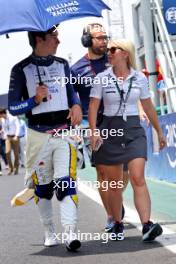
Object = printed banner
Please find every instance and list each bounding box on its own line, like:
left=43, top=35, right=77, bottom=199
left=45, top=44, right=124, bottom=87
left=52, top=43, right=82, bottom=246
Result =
left=144, top=112, right=176, bottom=183
left=163, top=0, right=176, bottom=35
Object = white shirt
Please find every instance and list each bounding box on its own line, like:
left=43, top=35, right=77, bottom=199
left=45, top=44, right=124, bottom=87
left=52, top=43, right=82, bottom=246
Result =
left=23, top=62, right=69, bottom=115
left=90, top=67, right=151, bottom=117
left=18, top=119, right=27, bottom=138
left=0, top=120, right=5, bottom=139
left=1, top=112, right=20, bottom=138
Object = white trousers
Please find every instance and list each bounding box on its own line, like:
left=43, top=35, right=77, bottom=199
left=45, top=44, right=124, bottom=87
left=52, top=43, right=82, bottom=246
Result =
left=25, top=128, right=78, bottom=228
left=19, top=136, right=26, bottom=165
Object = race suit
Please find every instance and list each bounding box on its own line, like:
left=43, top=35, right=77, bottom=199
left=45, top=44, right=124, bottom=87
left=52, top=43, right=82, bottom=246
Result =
left=8, top=54, right=80, bottom=228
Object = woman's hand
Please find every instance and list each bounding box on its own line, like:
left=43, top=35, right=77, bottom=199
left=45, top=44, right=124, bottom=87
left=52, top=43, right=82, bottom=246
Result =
left=158, top=132, right=167, bottom=150
left=90, top=134, right=103, bottom=152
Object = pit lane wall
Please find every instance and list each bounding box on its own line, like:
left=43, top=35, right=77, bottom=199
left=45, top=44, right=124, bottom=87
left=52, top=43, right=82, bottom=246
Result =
left=144, top=112, right=176, bottom=183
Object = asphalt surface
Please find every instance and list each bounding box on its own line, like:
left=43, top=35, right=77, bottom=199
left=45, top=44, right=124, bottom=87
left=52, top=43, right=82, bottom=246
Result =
left=0, top=168, right=176, bottom=264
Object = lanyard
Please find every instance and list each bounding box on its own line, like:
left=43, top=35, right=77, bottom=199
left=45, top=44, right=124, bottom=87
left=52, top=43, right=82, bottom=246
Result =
left=113, top=77, right=134, bottom=120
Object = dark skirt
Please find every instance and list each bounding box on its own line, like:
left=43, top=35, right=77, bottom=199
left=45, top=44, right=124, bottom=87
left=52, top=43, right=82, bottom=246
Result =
left=93, top=115, right=147, bottom=165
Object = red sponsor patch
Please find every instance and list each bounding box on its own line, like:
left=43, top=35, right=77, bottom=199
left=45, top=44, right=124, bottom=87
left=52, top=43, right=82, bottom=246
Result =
left=38, top=161, right=45, bottom=166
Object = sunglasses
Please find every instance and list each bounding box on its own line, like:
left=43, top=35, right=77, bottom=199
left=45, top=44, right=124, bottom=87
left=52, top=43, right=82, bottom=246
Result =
left=107, top=47, right=124, bottom=54
left=92, top=36, right=109, bottom=41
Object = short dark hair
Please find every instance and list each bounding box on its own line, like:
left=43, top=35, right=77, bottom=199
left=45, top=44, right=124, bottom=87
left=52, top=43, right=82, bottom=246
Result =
left=83, top=23, right=104, bottom=35
left=0, top=108, right=7, bottom=114
left=28, top=25, right=59, bottom=49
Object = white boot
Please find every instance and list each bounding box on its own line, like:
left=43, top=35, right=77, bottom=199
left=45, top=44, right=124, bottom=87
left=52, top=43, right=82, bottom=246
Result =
left=44, top=223, right=59, bottom=247
left=37, top=199, right=59, bottom=247
left=63, top=225, right=81, bottom=251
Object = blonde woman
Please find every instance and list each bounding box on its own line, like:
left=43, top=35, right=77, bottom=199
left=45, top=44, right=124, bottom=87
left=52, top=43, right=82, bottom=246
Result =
left=88, top=39, right=166, bottom=242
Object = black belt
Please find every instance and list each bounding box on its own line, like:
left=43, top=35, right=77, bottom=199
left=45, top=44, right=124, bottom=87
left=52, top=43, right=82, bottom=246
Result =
left=27, top=110, right=70, bottom=126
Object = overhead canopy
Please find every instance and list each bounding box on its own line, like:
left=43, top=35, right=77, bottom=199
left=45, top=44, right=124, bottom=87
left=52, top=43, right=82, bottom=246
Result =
left=0, top=0, right=110, bottom=35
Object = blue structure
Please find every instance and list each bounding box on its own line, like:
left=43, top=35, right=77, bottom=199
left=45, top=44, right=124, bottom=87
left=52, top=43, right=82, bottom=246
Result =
left=145, top=112, right=176, bottom=183
left=163, top=0, right=176, bottom=35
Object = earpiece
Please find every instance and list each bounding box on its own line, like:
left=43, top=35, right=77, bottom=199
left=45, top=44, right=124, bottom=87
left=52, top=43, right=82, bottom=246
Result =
left=81, top=23, right=104, bottom=48
left=81, top=30, right=92, bottom=48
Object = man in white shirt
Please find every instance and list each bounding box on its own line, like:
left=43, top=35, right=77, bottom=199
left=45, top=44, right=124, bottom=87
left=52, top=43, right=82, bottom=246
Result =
left=0, top=108, right=20, bottom=175
left=18, top=117, right=27, bottom=167
left=0, top=119, right=8, bottom=174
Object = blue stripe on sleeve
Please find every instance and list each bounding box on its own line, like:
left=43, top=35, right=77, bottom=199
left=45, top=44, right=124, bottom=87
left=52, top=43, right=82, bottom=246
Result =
left=8, top=63, right=38, bottom=116
left=9, top=97, right=38, bottom=116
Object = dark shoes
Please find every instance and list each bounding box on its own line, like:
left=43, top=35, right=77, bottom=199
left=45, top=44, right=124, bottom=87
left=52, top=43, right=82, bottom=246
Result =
left=8, top=168, right=13, bottom=175
left=110, top=222, right=124, bottom=241
left=142, top=221, right=163, bottom=242
left=109, top=220, right=162, bottom=242
left=104, top=217, right=115, bottom=232
left=105, top=205, right=125, bottom=233
left=13, top=168, right=18, bottom=175
left=8, top=167, right=18, bottom=175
